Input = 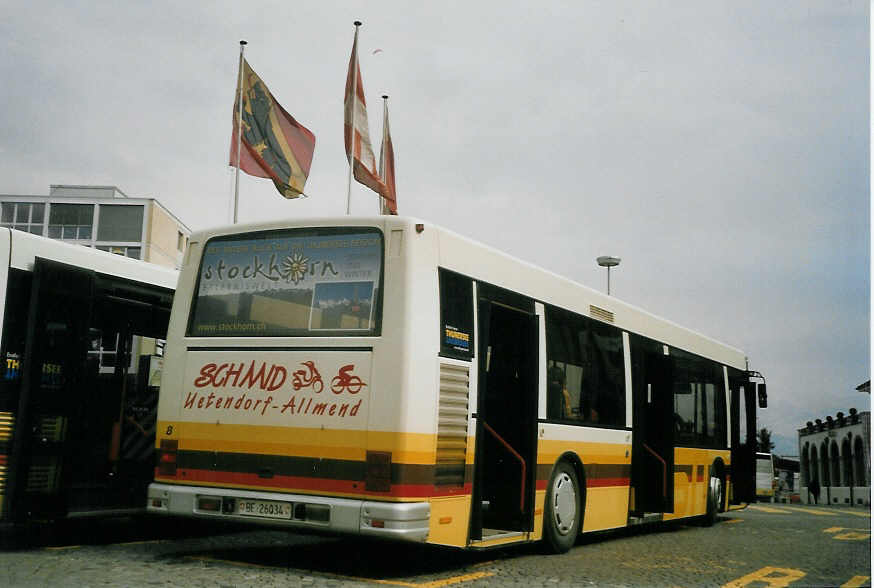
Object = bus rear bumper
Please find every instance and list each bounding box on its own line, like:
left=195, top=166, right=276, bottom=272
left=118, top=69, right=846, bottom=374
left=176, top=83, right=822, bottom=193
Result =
left=146, top=483, right=430, bottom=542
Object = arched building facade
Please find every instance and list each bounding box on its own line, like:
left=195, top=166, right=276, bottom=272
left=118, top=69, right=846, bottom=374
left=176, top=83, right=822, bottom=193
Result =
left=798, top=408, right=870, bottom=506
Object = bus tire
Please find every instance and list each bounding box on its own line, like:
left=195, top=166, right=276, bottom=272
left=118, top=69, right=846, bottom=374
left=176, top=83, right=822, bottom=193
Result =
left=704, top=473, right=724, bottom=526
left=543, top=460, right=582, bottom=553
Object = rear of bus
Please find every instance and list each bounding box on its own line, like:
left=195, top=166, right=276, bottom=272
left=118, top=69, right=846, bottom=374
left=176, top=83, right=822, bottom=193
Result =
left=147, top=218, right=447, bottom=542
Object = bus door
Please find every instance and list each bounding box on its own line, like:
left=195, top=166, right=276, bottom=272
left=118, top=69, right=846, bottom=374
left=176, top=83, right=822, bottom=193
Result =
left=470, top=289, right=539, bottom=540
left=88, top=277, right=171, bottom=512
left=630, top=339, right=675, bottom=513
left=729, top=370, right=756, bottom=503
left=7, top=259, right=96, bottom=522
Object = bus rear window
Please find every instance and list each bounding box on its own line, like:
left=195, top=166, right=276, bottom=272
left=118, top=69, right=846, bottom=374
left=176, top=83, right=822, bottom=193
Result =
left=188, top=227, right=383, bottom=337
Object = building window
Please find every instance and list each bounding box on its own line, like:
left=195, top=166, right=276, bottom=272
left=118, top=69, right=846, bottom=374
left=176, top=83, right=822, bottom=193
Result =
left=97, top=245, right=141, bottom=260
left=49, top=203, right=94, bottom=240
left=97, top=204, right=144, bottom=242
left=1, top=202, right=46, bottom=235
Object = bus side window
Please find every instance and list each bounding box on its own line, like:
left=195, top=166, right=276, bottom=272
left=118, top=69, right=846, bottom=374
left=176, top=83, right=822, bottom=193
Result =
left=671, top=350, right=726, bottom=447
left=438, top=269, right=474, bottom=360
left=545, top=306, right=625, bottom=427
left=583, top=323, right=626, bottom=427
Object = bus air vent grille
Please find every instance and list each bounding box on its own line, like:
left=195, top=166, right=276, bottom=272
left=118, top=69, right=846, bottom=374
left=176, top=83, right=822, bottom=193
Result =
left=590, top=305, right=615, bottom=324
left=0, top=411, right=14, bottom=442
left=436, top=362, right=469, bottom=487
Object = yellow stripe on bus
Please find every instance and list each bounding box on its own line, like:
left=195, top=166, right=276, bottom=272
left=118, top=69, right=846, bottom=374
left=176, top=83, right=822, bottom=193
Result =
left=159, top=421, right=440, bottom=463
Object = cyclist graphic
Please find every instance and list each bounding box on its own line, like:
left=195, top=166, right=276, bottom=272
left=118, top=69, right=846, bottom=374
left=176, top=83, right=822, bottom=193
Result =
left=331, top=364, right=365, bottom=394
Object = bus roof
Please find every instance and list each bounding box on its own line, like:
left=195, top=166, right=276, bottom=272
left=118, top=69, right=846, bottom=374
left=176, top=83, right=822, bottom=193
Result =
left=1, top=228, right=178, bottom=289
left=187, top=216, right=747, bottom=369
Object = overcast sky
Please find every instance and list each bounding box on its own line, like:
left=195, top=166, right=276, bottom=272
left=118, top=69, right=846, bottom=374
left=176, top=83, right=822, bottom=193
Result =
left=1, top=1, right=868, bottom=454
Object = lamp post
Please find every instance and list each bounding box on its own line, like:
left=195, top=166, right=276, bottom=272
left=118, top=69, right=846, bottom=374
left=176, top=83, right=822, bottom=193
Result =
left=596, top=256, right=621, bottom=295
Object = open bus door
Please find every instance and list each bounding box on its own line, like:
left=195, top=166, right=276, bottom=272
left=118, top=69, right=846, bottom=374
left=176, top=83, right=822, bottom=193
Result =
left=7, top=259, right=96, bottom=522
left=470, top=290, right=539, bottom=542
left=630, top=339, right=675, bottom=514
left=729, top=369, right=758, bottom=504
left=5, top=258, right=173, bottom=524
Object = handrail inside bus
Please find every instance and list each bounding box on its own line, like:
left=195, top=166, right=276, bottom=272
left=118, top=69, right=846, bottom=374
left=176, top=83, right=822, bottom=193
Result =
left=642, top=443, right=667, bottom=497
left=482, top=421, right=526, bottom=512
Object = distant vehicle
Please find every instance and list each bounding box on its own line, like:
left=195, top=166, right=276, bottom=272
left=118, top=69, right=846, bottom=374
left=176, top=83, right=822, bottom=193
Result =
left=0, top=229, right=177, bottom=526
left=147, top=217, right=766, bottom=553
left=756, top=452, right=777, bottom=501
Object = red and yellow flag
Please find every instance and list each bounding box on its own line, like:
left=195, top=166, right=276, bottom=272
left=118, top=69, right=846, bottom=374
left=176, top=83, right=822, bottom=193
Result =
left=344, top=28, right=394, bottom=209
left=379, top=97, right=398, bottom=215
left=230, top=59, right=316, bottom=198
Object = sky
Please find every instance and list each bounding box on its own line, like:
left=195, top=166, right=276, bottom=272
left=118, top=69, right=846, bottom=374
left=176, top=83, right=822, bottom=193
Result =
left=1, top=1, right=868, bottom=455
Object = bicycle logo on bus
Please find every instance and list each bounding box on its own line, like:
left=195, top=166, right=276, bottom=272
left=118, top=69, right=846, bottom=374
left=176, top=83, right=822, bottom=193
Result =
left=331, top=364, right=365, bottom=394
left=292, top=362, right=365, bottom=395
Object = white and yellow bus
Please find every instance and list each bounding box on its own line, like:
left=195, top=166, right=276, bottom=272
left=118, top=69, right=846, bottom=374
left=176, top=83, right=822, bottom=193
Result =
left=0, top=229, right=176, bottom=526
left=147, top=217, right=765, bottom=552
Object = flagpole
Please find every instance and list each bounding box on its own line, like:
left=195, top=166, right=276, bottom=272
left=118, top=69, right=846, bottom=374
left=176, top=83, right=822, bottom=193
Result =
left=233, top=40, right=247, bottom=224
left=378, top=95, right=388, bottom=215
left=346, top=21, right=361, bottom=216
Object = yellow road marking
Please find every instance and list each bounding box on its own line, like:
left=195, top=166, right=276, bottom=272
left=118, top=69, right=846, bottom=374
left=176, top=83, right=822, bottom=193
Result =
left=722, top=566, right=806, bottom=587
left=840, top=510, right=872, bottom=518
left=749, top=505, right=790, bottom=514
left=833, top=532, right=871, bottom=541
left=771, top=505, right=835, bottom=516
left=841, top=575, right=871, bottom=587
left=184, top=555, right=495, bottom=587
left=366, top=572, right=496, bottom=587
left=724, top=518, right=744, bottom=524
left=43, top=545, right=81, bottom=551
left=823, top=527, right=871, bottom=541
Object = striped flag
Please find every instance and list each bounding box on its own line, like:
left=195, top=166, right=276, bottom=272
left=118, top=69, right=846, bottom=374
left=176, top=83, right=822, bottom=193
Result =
left=231, top=58, right=316, bottom=199
left=344, top=25, right=394, bottom=209
left=379, top=96, right=398, bottom=215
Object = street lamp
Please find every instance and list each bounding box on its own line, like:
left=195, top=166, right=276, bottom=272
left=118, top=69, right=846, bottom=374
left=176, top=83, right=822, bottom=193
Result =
left=596, top=256, right=621, bottom=295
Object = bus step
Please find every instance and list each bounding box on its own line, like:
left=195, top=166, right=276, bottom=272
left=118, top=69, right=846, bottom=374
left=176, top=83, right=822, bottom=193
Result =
left=628, top=513, right=663, bottom=525
left=469, top=528, right=525, bottom=546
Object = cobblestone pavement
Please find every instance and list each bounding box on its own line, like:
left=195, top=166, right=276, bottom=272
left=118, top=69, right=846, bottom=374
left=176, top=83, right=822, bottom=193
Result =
left=0, top=504, right=869, bottom=587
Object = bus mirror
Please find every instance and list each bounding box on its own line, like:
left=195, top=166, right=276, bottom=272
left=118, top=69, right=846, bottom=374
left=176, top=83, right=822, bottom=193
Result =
left=757, top=383, right=767, bottom=408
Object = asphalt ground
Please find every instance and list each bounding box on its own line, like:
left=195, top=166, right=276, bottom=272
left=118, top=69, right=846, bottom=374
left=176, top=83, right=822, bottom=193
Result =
left=0, top=503, right=869, bottom=587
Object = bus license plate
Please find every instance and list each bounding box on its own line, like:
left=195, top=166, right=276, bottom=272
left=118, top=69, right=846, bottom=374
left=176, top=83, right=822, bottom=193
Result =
left=235, top=499, right=292, bottom=519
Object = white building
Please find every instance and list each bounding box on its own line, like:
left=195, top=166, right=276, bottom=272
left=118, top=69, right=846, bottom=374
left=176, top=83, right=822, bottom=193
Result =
left=0, top=184, right=189, bottom=373
left=0, top=184, right=190, bottom=269
left=797, top=405, right=870, bottom=506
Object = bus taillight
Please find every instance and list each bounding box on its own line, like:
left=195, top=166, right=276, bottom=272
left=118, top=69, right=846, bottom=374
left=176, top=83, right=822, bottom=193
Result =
left=158, top=439, right=178, bottom=476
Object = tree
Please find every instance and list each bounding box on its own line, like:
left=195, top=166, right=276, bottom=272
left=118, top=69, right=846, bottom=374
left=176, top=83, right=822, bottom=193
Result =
left=758, top=427, right=775, bottom=453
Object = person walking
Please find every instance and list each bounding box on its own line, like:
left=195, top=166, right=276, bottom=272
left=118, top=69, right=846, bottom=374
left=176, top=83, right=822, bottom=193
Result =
left=809, top=475, right=820, bottom=505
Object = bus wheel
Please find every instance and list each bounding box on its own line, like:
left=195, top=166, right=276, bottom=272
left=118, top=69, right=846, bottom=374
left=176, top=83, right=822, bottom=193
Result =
left=544, top=461, right=582, bottom=553
left=705, top=474, right=723, bottom=526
